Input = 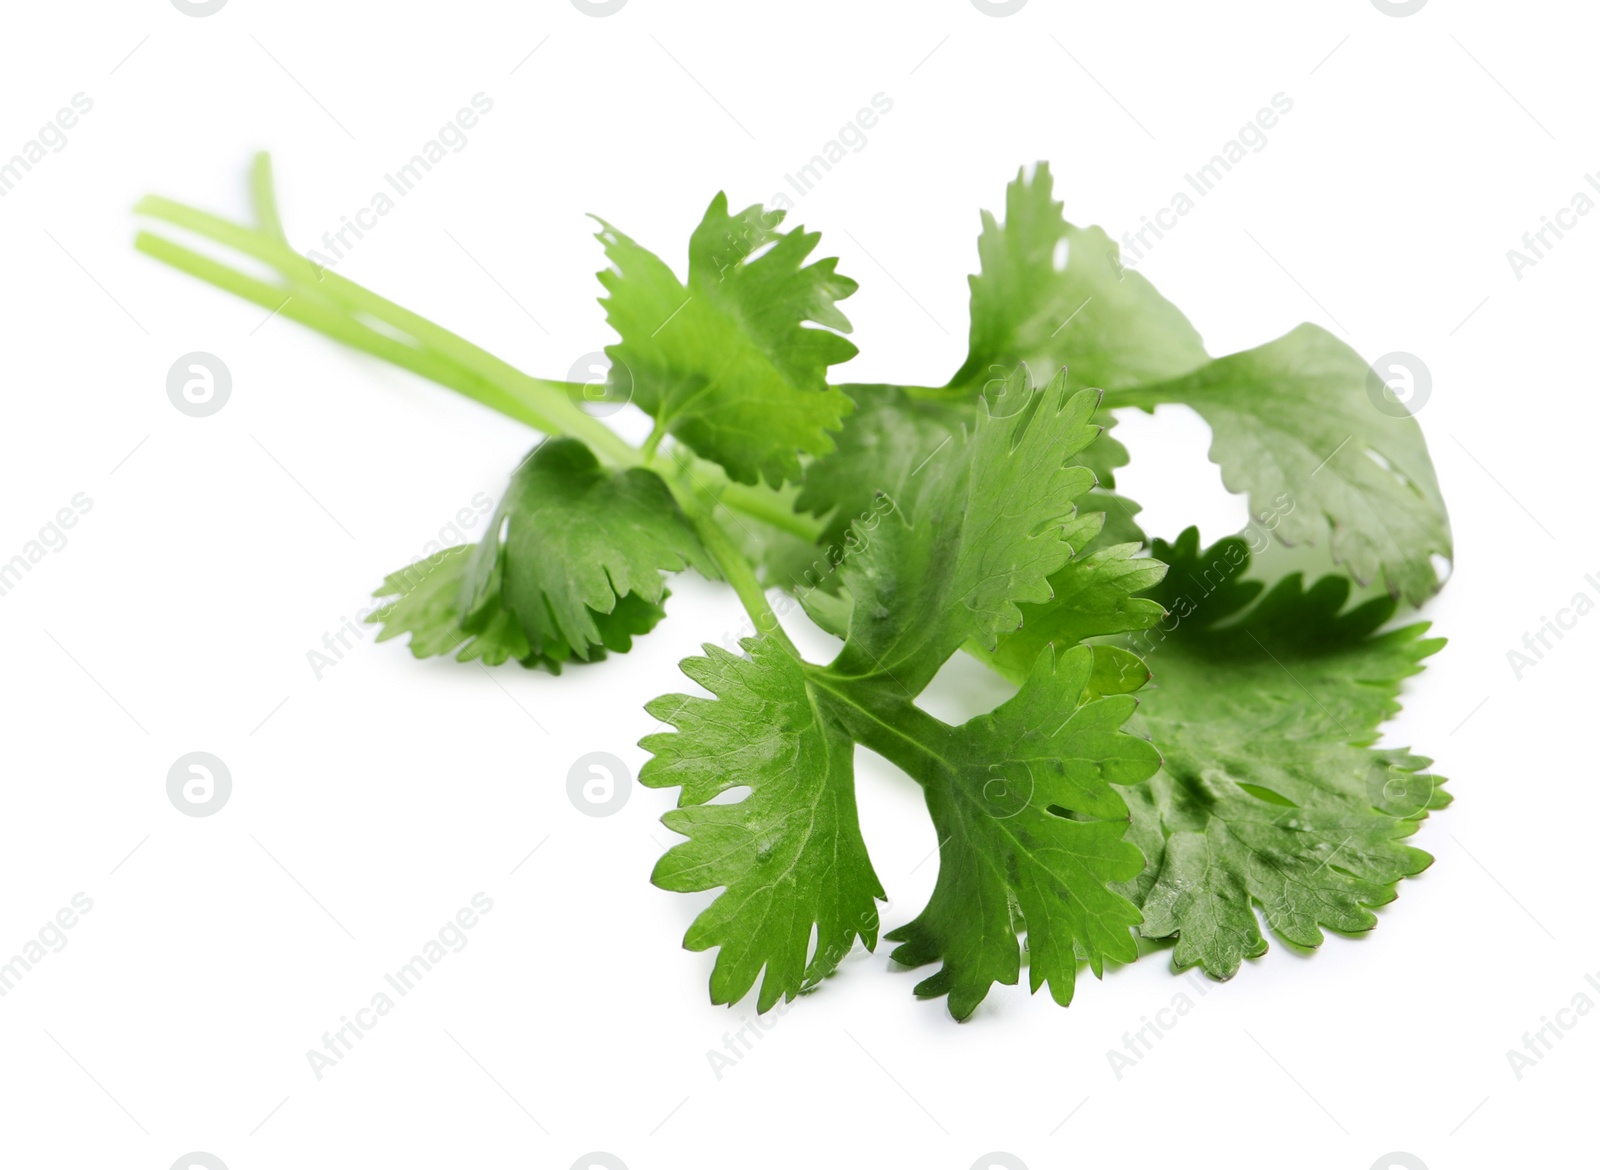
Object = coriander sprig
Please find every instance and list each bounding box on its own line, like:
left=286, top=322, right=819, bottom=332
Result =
left=136, top=157, right=1451, bottom=1017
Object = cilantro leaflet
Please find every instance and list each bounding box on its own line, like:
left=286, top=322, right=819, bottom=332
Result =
left=596, top=194, right=858, bottom=486
left=1126, top=529, right=1447, bottom=978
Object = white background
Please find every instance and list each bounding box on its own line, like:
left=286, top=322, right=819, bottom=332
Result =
left=0, top=1, right=1591, bottom=1168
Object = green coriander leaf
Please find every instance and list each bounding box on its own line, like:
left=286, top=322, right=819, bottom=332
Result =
left=950, top=162, right=1208, bottom=395
left=595, top=194, right=857, bottom=486
left=798, top=383, right=1147, bottom=562
left=1126, top=528, right=1447, bottom=979
left=462, top=437, right=712, bottom=662
left=830, top=368, right=1104, bottom=693
left=794, top=385, right=964, bottom=548
left=368, top=545, right=532, bottom=666
left=368, top=544, right=670, bottom=672
left=792, top=571, right=855, bottom=642
left=645, top=374, right=1162, bottom=1017
left=871, top=644, right=1158, bottom=1019
left=985, top=531, right=1171, bottom=680
left=1118, top=325, right=1453, bottom=604
left=1069, top=404, right=1146, bottom=550
left=641, top=636, right=885, bottom=1012
left=1082, top=644, right=1155, bottom=701
left=1074, top=425, right=1147, bottom=550
left=798, top=163, right=1189, bottom=554
left=644, top=638, right=1159, bottom=1019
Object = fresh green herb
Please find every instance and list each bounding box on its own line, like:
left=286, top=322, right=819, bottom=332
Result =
left=136, top=156, right=1451, bottom=1018
left=1125, top=529, right=1447, bottom=979
left=595, top=194, right=858, bottom=485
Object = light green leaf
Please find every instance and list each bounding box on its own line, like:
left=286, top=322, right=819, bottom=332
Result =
left=596, top=194, right=857, bottom=486
left=1116, top=325, right=1453, bottom=604
left=951, top=162, right=1208, bottom=395
left=367, top=544, right=532, bottom=667
left=986, top=530, right=1170, bottom=681
left=368, top=543, right=670, bottom=672
left=794, top=385, right=964, bottom=548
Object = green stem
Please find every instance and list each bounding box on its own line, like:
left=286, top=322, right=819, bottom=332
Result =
left=250, top=153, right=288, bottom=245
left=686, top=505, right=798, bottom=656
left=673, top=454, right=824, bottom=542
left=136, top=194, right=640, bottom=469
left=136, top=172, right=821, bottom=654
left=640, top=414, right=669, bottom=462
left=138, top=198, right=831, bottom=543
left=136, top=232, right=557, bottom=430
left=719, top=482, right=824, bottom=541
left=806, top=670, right=952, bottom=785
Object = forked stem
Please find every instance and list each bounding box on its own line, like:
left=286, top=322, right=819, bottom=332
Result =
left=135, top=154, right=814, bottom=648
